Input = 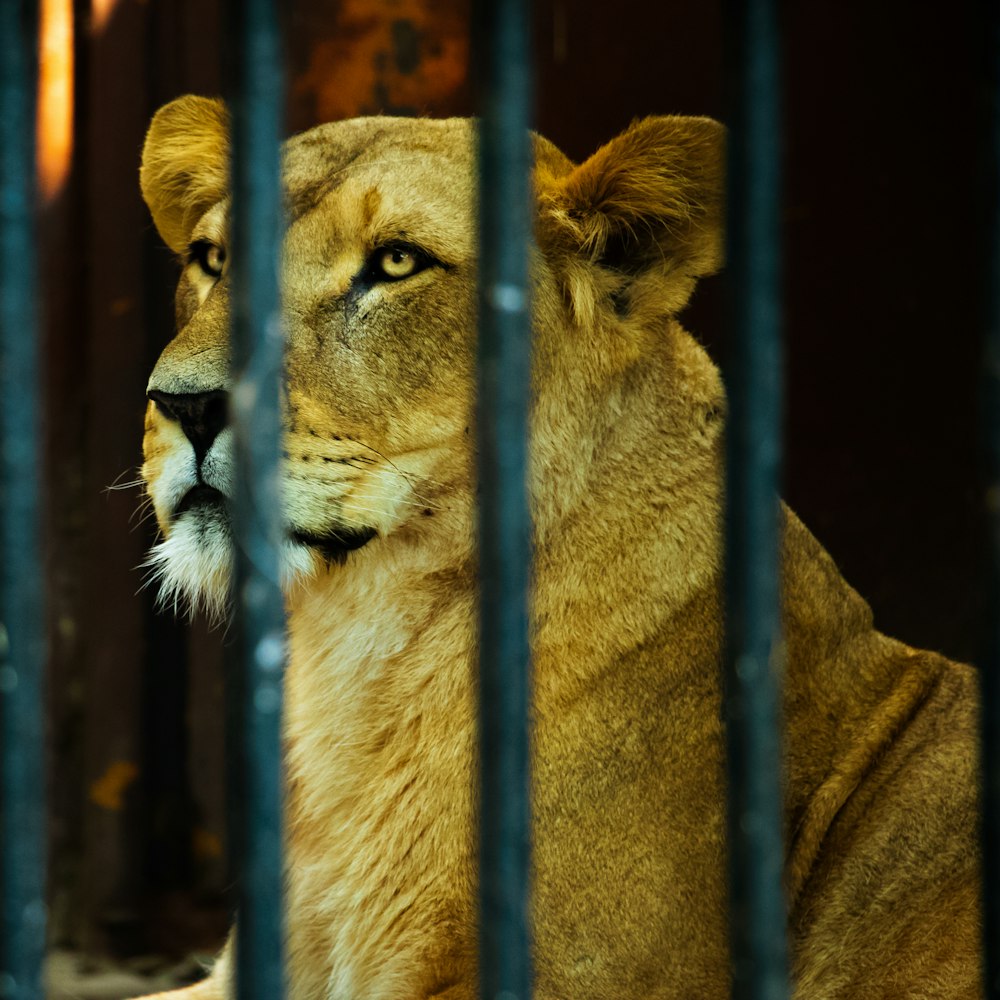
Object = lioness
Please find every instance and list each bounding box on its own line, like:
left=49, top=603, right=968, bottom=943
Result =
left=136, top=96, right=981, bottom=999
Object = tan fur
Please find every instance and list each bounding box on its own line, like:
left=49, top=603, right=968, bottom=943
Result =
left=134, top=97, right=981, bottom=999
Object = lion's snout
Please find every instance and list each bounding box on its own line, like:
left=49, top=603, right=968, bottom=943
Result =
left=147, top=388, right=228, bottom=470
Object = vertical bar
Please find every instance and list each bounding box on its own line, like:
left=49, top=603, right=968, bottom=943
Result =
left=980, top=0, right=1000, bottom=994
left=225, top=1, right=286, bottom=997
left=722, top=1, right=790, bottom=999
left=0, top=2, right=47, bottom=999
left=473, top=2, right=534, bottom=999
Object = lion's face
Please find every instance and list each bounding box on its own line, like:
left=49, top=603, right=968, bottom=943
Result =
left=140, top=98, right=723, bottom=615
left=141, top=107, right=484, bottom=612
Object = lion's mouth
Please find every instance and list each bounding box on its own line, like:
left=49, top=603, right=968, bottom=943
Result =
left=291, top=526, right=378, bottom=564
left=172, top=485, right=377, bottom=563
left=174, top=483, right=226, bottom=519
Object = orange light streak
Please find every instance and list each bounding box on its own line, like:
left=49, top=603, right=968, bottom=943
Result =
left=90, top=0, right=121, bottom=34
left=36, top=0, right=74, bottom=203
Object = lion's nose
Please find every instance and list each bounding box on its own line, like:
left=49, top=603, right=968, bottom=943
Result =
left=148, top=389, right=228, bottom=467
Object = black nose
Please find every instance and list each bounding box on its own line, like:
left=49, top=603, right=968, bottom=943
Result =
left=148, top=389, right=228, bottom=467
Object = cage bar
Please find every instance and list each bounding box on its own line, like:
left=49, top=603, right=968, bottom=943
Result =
left=473, top=1, right=535, bottom=998
left=981, top=0, right=1000, bottom=995
left=721, top=1, right=790, bottom=998
left=225, top=0, right=287, bottom=997
left=0, top=2, right=47, bottom=999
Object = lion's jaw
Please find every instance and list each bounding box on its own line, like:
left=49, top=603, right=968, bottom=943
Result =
left=141, top=392, right=466, bottom=617
left=140, top=418, right=321, bottom=619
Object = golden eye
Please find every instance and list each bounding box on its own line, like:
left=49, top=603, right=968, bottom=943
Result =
left=378, top=247, right=418, bottom=280
left=189, top=240, right=226, bottom=278
left=205, top=244, right=226, bottom=275
left=356, top=244, right=438, bottom=289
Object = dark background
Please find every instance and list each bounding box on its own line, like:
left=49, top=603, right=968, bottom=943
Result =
left=43, top=0, right=987, bottom=962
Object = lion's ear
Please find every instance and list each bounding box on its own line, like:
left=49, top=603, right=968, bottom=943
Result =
left=538, top=116, right=724, bottom=311
left=140, top=95, right=230, bottom=255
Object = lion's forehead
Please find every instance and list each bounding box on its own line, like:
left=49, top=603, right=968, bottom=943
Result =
left=281, top=117, right=476, bottom=243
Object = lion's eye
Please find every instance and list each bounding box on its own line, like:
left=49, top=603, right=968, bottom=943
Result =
left=353, top=243, right=440, bottom=294
left=377, top=246, right=421, bottom=281
left=189, top=240, right=227, bottom=278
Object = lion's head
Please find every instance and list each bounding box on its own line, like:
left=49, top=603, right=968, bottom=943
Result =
left=139, top=97, right=724, bottom=616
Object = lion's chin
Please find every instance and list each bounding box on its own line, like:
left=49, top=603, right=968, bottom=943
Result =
left=145, top=514, right=235, bottom=621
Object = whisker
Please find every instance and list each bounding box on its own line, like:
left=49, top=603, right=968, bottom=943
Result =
left=129, top=498, right=158, bottom=528
left=363, top=476, right=453, bottom=508
left=353, top=472, right=445, bottom=511
left=351, top=440, right=451, bottom=491
left=129, top=509, right=158, bottom=532
left=129, top=510, right=155, bottom=530
left=349, top=494, right=450, bottom=514
left=285, top=470, right=362, bottom=485
left=307, top=438, right=453, bottom=510
left=105, top=468, right=145, bottom=493
left=337, top=504, right=396, bottom=519
left=338, top=504, right=451, bottom=524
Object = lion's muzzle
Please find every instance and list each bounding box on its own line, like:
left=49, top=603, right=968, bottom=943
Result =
left=147, top=388, right=228, bottom=470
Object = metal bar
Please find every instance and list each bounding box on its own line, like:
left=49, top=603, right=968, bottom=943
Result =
left=721, top=0, right=790, bottom=998
left=225, top=1, right=286, bottom=997
left=0, top=2, right=47, bottom=999
left=980, top=0, right=1000, bottom=994
left=473, top=1, right=535, bottom=998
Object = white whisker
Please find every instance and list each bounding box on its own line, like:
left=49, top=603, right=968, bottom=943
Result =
left=352, top=440, right=451, bottom=491
left=129, top=495, right=156, bottom=526
left=105, top=468, right=145, bottom=493
left=349, top=494, right=450, bottom=514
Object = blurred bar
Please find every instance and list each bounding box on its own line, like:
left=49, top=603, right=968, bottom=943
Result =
left=473, top=1, right=535, bottom=998
left=0, top=2, right=47, bottom=999
left=722, top=1, right=790, bottom=998
left=225, top=0, right=287, bottom=997
left=981, top=0, right=1000, bottom=995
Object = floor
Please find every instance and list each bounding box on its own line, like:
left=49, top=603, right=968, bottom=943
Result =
left=46, top=950, right=208, bottom=1000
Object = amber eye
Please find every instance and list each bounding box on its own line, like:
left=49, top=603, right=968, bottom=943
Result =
left=189, top=240, right=227, bottom=278
left=377, top=246, right=419, bottom=280
left=354, top=243, right=438, bottom=292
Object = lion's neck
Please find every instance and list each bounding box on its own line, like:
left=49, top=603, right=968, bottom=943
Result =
left=529, top=318, right=726, bottom=703
left=284, top=517, right=477, bottom=733
left=281, top=533, right=479, bottom=994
